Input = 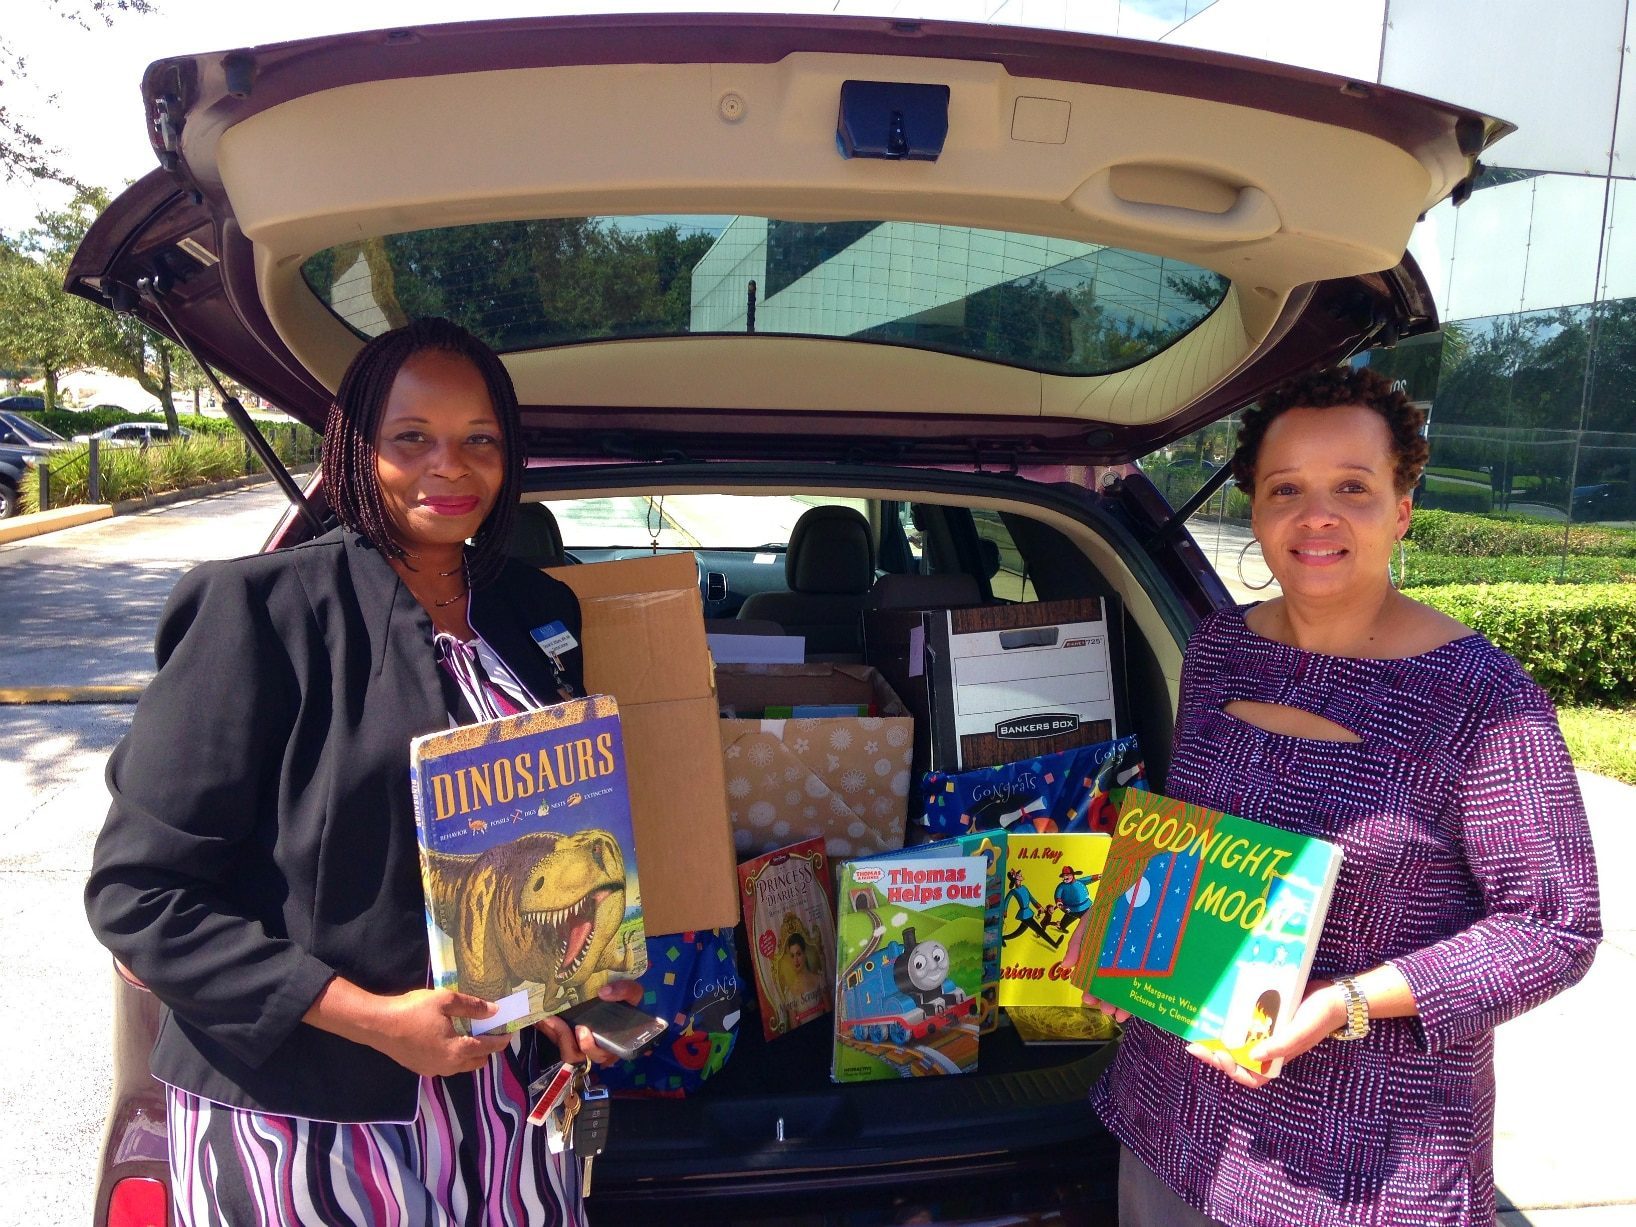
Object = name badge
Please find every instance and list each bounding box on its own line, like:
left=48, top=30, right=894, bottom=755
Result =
left=530, top=621, right=578, bottom=658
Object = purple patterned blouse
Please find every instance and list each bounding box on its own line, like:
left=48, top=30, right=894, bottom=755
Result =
left=1090, top=605, right=1602, bottom=1227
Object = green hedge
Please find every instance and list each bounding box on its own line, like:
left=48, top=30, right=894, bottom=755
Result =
left=33, top=407, right=160, bottom=437
left=1140, top=460, right=1251, bottom=519
left=30, top=406, right=309, bottom=445
left=1408, top=509, right=1636, bottom=558
left=1404, top=582, right=1636, bottom=703
left=1401, top=549, right=1636, bottom=587
left=1417, top=478, right=1493, bottom=515
left=21, top=426, right=318, bottom=512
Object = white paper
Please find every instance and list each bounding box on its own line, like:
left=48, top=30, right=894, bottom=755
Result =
left=908, top=624, right=925, bottom=678
left=470, top=989, right=531, bottom=1036
left=708, top=633, right=805, bottom=665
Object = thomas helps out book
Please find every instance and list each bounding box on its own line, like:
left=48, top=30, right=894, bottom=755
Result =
left=410, top=696, right=647, bottom=1035
left=832, top=854, right=985, bottom=1083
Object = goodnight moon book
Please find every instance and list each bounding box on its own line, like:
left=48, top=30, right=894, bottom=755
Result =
left=410, top=696, right=647, bottom=1036
left=1070, top=789, right=1342, bottom=1077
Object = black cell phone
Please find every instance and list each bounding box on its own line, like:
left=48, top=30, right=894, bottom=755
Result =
left=561, top=997, right=668, bottom=1060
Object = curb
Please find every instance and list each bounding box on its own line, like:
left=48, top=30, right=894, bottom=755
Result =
left=0, top=503, right=113, bottom=545
left=112, top=470, right=286, bottom=515
left=0, top=465, right=316, bottom=544
left=0, top=684, right=145, bottom=705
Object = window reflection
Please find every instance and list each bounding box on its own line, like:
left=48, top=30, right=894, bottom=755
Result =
left=1140, top=162, right=1636, bottom=578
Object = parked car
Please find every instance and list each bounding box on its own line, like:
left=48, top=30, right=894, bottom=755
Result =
left=1571, top=481, right=1629, bottom=522
left=65, top=12, right=1498, bottom=1226
left=0, top=394, right=49, bottom=414
left=0, top=442, right=45, bottom=518
left=70, top=421, right=188, bottom=447
left=0, top=408, right=71, bottom=453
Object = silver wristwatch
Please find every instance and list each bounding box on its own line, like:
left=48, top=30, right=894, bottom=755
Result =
left=1330, top=974, right=1370, bottom=1041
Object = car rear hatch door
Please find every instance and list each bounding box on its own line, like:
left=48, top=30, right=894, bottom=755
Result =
left=66, top=12, right=1499, bottom=468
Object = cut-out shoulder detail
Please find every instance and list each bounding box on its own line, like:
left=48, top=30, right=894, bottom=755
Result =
left=1222, top=700, right=1362, bottom=743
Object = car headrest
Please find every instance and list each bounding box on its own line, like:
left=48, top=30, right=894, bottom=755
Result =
left=865, top=572, right=983, bottom=610
left=786, top=505, right=875, bottom=595
left=509, top=501, right=566, bottom=569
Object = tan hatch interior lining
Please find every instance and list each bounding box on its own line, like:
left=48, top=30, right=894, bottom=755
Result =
left=212, top=52, right=1452, bottom=426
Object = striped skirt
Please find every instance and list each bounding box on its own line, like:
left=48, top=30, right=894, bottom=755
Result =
left=166, top=1035, right=584, bottom=1226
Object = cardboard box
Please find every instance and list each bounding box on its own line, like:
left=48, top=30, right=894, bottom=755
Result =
left=925, top=597, right=1123, bottom=770
left=717, top=664, right=914, bottom=861
left=546, top=552, right=739, bottom=932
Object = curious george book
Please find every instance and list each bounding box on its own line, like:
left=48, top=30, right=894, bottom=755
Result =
left=998, top=833, right=1111, bottom=1008
left=410, top=697, right=647, bottom=1035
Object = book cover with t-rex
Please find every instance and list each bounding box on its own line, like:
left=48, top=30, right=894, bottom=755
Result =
left=410, top=696, right=647, bottom=1036
left=1070, top=789, right=1342, bottom=1076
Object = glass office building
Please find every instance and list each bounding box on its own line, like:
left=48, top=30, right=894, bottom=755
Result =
left=789, top=0, right=1636, bottom=579
left=1014, top=0, right=1636, bottom=562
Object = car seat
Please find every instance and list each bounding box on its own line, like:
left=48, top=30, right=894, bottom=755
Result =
left=864, top=572, right=983, bottom=611
left=509, top=501, right=567, bottom=569
left=737, top=504, right=875, bottom=657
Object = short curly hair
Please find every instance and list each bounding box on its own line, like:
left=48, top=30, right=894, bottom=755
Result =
left=1230, top=365, right=1428, bottom=496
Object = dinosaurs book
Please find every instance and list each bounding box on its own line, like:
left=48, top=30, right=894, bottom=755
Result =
left=410, top=696, right=647, bottom=1036
left=1069, top=789, right=1342, bottom=1077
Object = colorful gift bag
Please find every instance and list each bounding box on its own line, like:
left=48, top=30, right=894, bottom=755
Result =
left=919, top=735, right=1146, bottom=837
left=597, top=928, right=743, bottom=1096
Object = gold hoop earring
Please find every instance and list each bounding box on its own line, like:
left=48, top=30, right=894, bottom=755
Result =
left=1236, top=540, right=1275, bottom=591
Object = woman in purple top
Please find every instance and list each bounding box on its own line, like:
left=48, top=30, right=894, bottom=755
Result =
left=1088, top=366, right=1602, bottom=1227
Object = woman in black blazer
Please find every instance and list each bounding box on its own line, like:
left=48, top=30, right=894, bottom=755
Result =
left=86, top=318, right=636, bottom=1226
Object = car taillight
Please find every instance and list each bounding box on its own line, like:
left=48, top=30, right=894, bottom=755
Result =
left=107, top=1177, right=167, bottom=1227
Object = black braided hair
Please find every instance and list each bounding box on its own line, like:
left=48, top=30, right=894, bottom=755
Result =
left=1230, top=365, right=1428, bottom=497
left=322, top=318, right=522, bottom=587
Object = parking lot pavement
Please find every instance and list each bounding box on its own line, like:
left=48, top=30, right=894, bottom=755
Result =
left=0, top=485, right=290, bottom=1226
left=0, top=702, right=137, bottom=1227
left=0, top=484, right=290, bottom=692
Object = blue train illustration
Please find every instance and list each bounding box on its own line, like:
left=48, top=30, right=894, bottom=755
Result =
left=839, top=926, right=975, bottom=1045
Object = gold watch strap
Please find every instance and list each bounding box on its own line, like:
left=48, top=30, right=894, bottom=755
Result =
left=1330, top=974, right=1370, bottom=1041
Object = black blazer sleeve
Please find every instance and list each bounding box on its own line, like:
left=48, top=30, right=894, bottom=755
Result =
left=85, top=559, right=337, bottom=1071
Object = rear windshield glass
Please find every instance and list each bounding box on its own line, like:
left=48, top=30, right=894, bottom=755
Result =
left=301, top=216, right=1228, bottom=377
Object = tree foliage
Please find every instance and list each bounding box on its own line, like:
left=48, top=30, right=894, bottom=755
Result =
left=0, top=185, right=199, bottom=428
left=2, top=1, right=154, bottom=186
left=304, top=218, right=718, bottom=353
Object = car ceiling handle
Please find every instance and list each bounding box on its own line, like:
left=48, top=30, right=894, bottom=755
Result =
left=1068, top=170, right=1281, bottom=242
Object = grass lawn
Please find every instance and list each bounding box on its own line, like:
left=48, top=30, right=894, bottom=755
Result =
left=1558, top=705, right=1636, bottom=785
